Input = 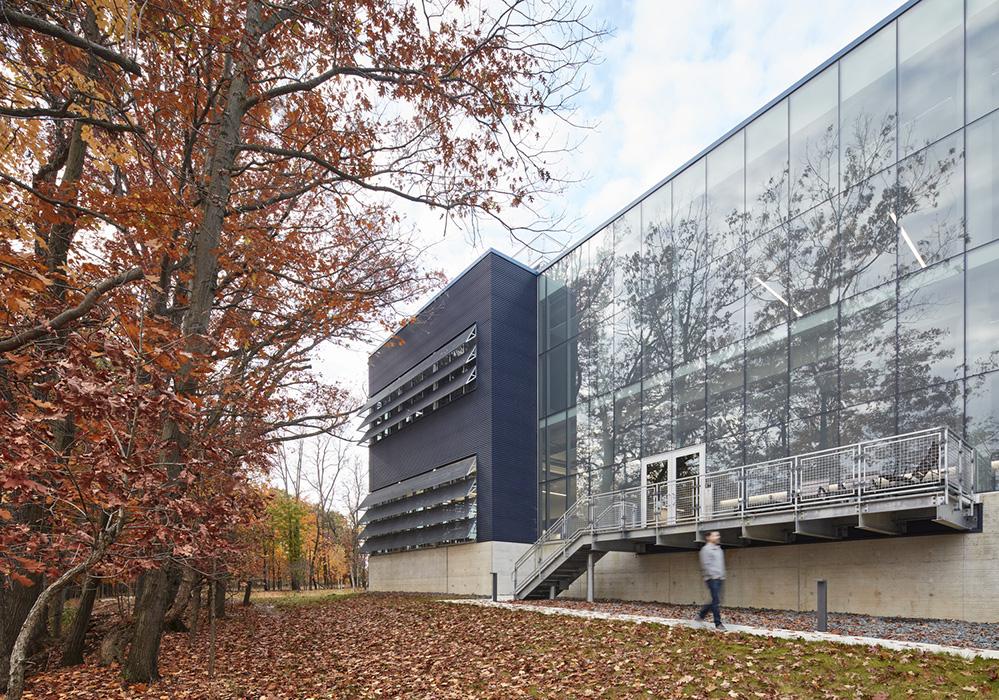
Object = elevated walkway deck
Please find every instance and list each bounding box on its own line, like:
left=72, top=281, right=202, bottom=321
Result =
left=514, top=427, right=986, bottom=600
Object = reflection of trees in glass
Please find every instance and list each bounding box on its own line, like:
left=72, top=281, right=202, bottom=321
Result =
left=966, top=372, right=999, bottom=462
left=556, top=91, right=973, bottom=497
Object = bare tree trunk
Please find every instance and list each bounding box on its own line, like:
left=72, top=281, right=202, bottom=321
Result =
left=207, top=578, right=217, bottom=679
left=49, top=588, right=65, bottom=639
left=212, top=575, right=226, bottom=620
left=124, top=2, right=263, bottom=681
left=187, top=580, right=202, bottom=646
left=164, top=566, right=196, bottom=631
left=60, top=575, right=98, bottom=666
left=122, top=567, right=171, bottom=683
left=242, top=580, right=252, bottom=606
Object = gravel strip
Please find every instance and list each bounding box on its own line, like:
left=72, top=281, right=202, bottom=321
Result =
left=512, top=598, right=999, bottom=651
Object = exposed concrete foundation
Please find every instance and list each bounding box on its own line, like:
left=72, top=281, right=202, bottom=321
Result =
left=368, top=541, right=531, bottom=597
left=564, top=492, right=999, bottom=623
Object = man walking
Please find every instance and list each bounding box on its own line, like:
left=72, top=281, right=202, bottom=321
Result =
left=695, top=531, right=726, bottom=631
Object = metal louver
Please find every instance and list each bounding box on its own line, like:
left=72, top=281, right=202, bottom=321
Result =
left=359, top=325, right=477, bottom=444
left=360, top=455, right=477, bottom=554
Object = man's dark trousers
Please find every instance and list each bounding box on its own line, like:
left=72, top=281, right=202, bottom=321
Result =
left=698, top=578, right=723, bottom=626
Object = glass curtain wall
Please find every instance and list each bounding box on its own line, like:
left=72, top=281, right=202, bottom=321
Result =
left=536, top=0, right=999, bottom=530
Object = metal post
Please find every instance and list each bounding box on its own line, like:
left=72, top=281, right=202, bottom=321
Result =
left=491, top=572, right=498, bottom=602
left=816, top=579, right=828, bottom=632
left=549, top=584, right=556, bottom=600
left=586, top=551, right=595, bottom=603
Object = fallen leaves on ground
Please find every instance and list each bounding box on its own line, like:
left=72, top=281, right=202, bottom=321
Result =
left=9, top=593, right=998, bottom=699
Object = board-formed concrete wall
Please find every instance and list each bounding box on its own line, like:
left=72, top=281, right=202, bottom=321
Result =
left=564, top=492, right=999, bottom=623
left=368, top=541, right=531, bottom=597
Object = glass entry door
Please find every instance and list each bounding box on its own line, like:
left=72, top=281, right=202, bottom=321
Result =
left=641, top=445, right=705, bottom=526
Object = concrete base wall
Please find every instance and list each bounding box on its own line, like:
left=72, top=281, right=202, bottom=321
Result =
left=368, top=541, right=531, bottom=597
left=565, top=492, right=999, bottom=623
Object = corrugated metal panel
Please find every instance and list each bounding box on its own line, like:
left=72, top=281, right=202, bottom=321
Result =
left=487, top=255, right=539, bottom=543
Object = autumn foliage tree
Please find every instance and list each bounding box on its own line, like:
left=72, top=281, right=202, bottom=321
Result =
left=1, top=0, right=598, bottom=694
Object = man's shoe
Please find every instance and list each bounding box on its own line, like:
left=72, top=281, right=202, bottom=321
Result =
left=715, top=623, right=727, bottom=632
left=692, top=614, right=704, bottom=626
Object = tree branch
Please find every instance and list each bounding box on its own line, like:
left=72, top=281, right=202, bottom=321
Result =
left=0, top=7, right=142, bottom=76
left=0, top=267, right=144, bottom=353
left=0, top=105, right=142, bottom=133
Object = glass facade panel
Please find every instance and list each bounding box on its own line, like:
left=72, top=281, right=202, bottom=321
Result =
left=590, top=226, right=615, bottom=320
left=897, top=132, right=965, bottom=273
left=791, top=65, right=838, bottom=216
left=840, top=398, right=895, bottom=444
left=897, top=380, right=963, bottom=435
left=707, top=131, right=746, bottom=258
left=672, top=159, right=708, bottom=278
left=586, top=395, right=614, bottom=470
left=614, top=208, right=642, bottom=300
left=746, top=228, right=789, bottom=335
left=546, top=342, right=568, bottom=414
left=613, top=383, right=642, bottom=465
left=545, top=411, right=568, bottom=479
left=840, top=283, right=895, bottom=408
left=706, top=342, right=744, bottom=439
left=898, top=0, right=963, bottom=155
left=641, top=372, right=672, bottom=457
left=840, top=22, right=897, bottom=188
left=642, top=182, right=672, bottom=298
left=745, top=327, right=788, bottom=430
left=967, top=242, right=999, bottom=375
left=790, top=411, right=839, bottom=455
left=788, top=199, right=840, bottom=313
left=673, top=360, right=706, bottom=448
left=706, top=249, right=744, bottom=351
left=537, top=1, right=999, bottom=517
left=708, top=434, right=743, bottom=472
left=968, top=0, right=999, bottom=123
left=641, top=290, right=671, bottom=379
left=565, top=245, right=587, bottom=338
left=840, top=166, right=897, bottom=297
left=897, top=257, right=964, bottom=392
left=613, top=306, right=642, bottom=388
left=967, top=370, right=999, bottom=462
left=746, top=424, right=788, bottom=463
left=746, top=100, right=789, bottom=234
left=790, top=306, right=838, bottom=420
left=968, top=112, right=999, bottom=250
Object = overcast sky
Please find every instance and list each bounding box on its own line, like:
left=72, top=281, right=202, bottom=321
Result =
left=321, top=0, right=905, bottom=446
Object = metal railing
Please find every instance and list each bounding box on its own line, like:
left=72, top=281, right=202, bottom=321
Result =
left=513, top=427, right=982, bottom=594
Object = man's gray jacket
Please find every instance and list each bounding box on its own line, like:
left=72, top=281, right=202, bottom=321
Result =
left=699, top=542, right=725, bottom=580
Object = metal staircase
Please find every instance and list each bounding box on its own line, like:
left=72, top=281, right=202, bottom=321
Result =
left=520, top=545, right=605, bottom=599
left=513, top=492, right=635, bottom=599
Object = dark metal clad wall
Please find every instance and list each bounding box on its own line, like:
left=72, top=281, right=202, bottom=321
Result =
left=488, top=255, right=539, bottom=543
left=367, top=257, right=493, bottom=492
left=366, top=251, right=538, bottom=545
